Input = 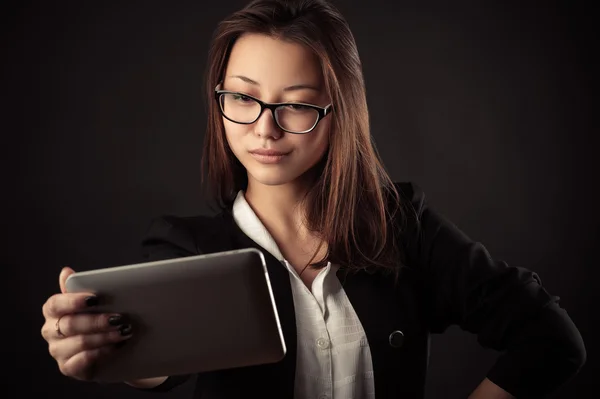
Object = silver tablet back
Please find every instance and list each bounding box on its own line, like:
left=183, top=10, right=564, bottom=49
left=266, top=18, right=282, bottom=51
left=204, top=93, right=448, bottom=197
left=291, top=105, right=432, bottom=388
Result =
left=65, top=248, right=286, bottom=382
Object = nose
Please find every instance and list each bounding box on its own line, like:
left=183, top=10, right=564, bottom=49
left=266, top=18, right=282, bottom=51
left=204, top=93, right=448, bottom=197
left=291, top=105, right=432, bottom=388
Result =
left=253, top=108, right=282, bottom=139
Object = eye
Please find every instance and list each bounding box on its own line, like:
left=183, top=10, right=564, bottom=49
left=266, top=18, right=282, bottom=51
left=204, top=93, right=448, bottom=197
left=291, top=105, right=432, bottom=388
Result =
left=231, top=94, right=254, bottom=103
left=283, top=103, right=313, bottom=113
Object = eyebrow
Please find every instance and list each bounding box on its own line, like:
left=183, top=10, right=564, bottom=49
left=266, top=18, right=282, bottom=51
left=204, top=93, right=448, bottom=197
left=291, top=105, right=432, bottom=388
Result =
left=227, top=75, right=320, bottom=92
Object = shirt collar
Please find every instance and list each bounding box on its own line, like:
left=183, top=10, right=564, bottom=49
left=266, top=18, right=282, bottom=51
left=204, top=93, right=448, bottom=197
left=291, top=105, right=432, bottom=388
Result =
left=232, top=190, right=285, bottom=261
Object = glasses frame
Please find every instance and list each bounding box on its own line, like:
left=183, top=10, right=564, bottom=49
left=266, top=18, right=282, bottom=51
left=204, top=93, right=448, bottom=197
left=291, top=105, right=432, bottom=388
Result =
left=214, top=86, right=333, bottom=134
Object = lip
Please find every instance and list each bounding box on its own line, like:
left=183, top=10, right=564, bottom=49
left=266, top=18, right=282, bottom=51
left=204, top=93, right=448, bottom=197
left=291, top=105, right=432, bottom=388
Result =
left=249, top=149, right=290, bottom=156
left=248, top=148, right=290, bottom=164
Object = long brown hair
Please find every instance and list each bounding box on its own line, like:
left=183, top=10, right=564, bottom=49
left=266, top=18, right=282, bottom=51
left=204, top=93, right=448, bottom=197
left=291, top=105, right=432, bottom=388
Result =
left=201, top=0, right=407, bottom=276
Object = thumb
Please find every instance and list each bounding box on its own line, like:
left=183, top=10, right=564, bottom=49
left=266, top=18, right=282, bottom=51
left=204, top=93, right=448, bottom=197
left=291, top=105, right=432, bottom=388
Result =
left=59, top=266, right=76, bottom=294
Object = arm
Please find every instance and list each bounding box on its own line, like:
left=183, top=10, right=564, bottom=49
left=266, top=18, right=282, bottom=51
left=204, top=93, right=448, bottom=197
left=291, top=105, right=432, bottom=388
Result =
left=125, top=377, right=168, bottom=389
left=469, top=378, right=514, bottom=399
left=126, top=375, right=193, bottom=392
left=398, top=182, right=586, bottom=398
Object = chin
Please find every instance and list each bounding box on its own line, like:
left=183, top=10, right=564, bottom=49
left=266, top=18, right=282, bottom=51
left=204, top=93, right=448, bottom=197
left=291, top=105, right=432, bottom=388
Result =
left=238, top=152, right=326, bottom=188
left=247, top=167, right=299, bottom=186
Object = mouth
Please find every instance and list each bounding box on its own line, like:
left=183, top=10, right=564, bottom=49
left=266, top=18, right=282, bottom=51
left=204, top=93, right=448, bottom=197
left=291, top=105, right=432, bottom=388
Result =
left=248, top=149, right=291, bottom=164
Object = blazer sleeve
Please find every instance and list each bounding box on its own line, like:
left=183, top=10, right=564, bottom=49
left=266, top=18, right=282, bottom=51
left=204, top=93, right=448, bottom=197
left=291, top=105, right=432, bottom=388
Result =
left=141, top=215, right=201, bottom=261
left=397, top=182, right=586, bottom=398
left=133, top=215, right=203, bottom=392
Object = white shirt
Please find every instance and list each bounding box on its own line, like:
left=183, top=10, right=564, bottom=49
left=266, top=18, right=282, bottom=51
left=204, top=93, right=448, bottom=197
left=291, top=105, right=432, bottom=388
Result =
left=232, top=190, right=376, bottom=399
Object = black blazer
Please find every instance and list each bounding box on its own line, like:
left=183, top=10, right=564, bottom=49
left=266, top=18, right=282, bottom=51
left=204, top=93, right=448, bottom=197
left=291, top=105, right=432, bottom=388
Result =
left=138, top=182, right=585, bottom=399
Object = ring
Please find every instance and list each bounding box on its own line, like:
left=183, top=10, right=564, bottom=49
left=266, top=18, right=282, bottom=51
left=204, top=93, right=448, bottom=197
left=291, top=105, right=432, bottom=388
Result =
left=55, top=316, right=65, bottom=338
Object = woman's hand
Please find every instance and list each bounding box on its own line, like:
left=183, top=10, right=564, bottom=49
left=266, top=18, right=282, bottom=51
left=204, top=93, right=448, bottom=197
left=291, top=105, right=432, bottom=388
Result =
left=468, top=378, right=515, bottom=399
left=40, top=267, right=133, bottom=381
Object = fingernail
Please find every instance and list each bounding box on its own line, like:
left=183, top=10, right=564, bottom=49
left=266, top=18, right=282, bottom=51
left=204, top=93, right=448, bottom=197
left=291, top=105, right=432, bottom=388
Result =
left=119, top=324, right=133, bottom=336
left=85, top=296, right=99, bottom=307
left=108, top=315, right=123, bottom=326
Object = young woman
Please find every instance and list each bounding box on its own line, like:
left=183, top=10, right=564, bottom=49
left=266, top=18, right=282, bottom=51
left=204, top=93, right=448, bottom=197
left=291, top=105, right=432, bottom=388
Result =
left=40, top=1, right=585, bottom=398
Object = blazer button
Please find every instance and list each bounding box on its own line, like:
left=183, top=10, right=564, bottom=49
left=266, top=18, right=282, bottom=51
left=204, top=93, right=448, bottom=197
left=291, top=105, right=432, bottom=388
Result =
left=389, top=330, right=404, bottom=348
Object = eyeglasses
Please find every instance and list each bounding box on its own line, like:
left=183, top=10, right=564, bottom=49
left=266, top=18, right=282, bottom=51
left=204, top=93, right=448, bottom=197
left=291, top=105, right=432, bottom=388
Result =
left=214, top=86, right=332, bottom=134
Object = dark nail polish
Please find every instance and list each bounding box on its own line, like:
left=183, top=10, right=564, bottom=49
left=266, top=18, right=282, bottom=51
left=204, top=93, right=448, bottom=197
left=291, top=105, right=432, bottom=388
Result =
left=108, top=315, right=123, bottom=326
left=85, top=296, right=99, bottom=307
left=119, top=324, right=133, bottom=336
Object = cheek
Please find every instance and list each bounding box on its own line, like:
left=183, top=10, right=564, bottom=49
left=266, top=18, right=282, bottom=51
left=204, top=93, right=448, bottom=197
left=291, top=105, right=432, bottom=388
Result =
left=223, top=120, right=247, bottom=156
left=304, top=120, right=330, bottom=157
left=289, top=122, right=330, bottom=168
left=304, top=134, right=328, bottom=158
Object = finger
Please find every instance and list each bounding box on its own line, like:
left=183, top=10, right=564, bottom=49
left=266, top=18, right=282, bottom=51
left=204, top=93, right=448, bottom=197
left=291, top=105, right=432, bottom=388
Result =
left=59, top=266, right=76, bottom=294
left=57, top=313, right=127, bottom=337
left=42, top=292, right=99, bottom=319
left=59, top=345, right=115, bottom=381
left=51, top=327, right=133, bottom=362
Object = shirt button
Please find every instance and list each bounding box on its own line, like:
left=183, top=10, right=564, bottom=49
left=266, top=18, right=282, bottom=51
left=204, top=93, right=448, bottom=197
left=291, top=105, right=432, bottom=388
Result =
left=316, top=337, right=330, bottom=349
left=389, top=330, right=405, bottom=348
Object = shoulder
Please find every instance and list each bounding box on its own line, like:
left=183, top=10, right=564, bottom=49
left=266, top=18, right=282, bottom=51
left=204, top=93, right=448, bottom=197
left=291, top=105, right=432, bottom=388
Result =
left=392, top=181, right=426, bottom=214
left=142, top=212, right=232, bottom=256
left=388, top=181, right=428, bottom=242
left=389, top=181, right=458, bottom=269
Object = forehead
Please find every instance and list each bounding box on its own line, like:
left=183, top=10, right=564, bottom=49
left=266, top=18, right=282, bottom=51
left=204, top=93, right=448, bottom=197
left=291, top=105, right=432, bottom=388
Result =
left=224, top=33, right=323, bottom=89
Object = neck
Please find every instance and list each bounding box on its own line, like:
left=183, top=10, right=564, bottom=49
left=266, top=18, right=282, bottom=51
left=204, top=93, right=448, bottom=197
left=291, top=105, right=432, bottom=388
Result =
left=244, top=174, right=328, bottom=268
left=244, top=174, right=317, bottom=240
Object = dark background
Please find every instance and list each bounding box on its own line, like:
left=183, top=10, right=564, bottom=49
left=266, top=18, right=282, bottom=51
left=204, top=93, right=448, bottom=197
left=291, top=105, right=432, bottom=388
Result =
left=3, top=0, right=596, bottom=397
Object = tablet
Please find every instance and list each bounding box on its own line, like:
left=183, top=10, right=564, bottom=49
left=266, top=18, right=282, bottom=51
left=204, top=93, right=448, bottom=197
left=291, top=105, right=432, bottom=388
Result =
left=65, top=247, right=286, bottom=383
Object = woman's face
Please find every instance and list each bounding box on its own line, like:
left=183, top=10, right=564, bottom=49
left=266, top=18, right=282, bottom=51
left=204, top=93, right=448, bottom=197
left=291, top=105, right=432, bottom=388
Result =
left=221, top=33, right=331, bottom=188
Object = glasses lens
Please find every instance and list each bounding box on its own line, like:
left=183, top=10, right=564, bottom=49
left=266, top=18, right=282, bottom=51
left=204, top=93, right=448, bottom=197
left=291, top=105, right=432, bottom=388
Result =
left=275, top=105, right=319, bottom=133
left=219, top=93, right=321, bottom=133
left=219, top=93, right=261, bottom=123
